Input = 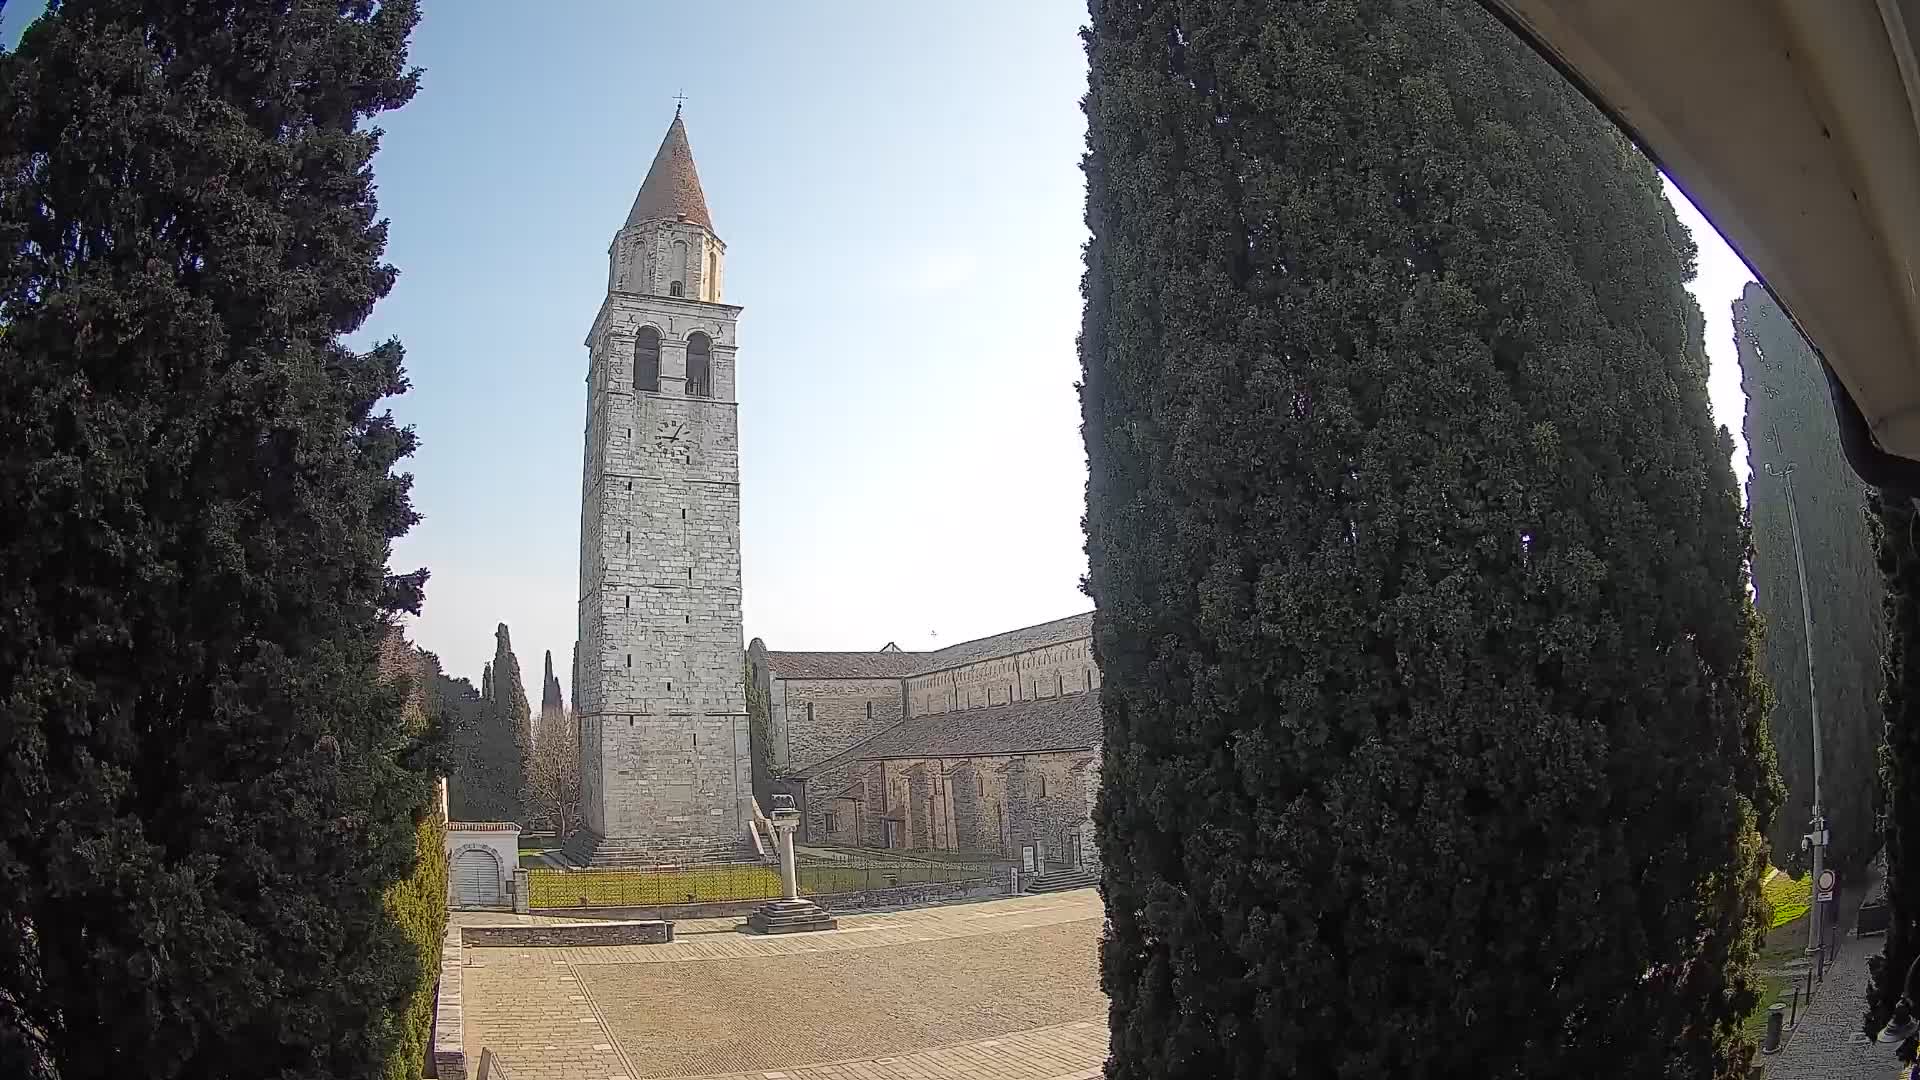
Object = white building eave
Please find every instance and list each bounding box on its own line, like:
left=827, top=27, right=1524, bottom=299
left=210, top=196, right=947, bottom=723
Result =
left=1481, top=0, right=1920, bottom=469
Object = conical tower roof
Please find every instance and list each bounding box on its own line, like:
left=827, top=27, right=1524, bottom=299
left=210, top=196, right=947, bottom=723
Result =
left=625, top=112, right=713, bottom=233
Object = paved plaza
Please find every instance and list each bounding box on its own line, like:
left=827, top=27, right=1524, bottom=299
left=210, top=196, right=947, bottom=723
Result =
left=458, top=890, right=1109, bottom=1080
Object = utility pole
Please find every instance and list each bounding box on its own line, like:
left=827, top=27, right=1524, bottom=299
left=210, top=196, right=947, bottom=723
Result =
left=1766, top=461, right=1829, bottom=959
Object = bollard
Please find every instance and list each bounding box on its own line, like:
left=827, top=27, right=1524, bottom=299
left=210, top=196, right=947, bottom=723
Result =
left=1762, top=1003, right=1786, bottom=1054
left=1789, top=984, right=1800, bottom=1028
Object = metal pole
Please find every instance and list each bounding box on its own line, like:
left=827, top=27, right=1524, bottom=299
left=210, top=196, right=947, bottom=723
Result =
left=1769, top=462, right=1829, bottom=958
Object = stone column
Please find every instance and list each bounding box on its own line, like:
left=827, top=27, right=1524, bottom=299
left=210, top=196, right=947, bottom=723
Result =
left=746, top=796, right=837, bottom=934
left=777, top=812, right=800, bottom=901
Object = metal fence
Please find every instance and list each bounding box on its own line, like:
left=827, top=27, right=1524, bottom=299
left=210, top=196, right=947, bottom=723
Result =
left=527, top=854, right=1001, bottom=910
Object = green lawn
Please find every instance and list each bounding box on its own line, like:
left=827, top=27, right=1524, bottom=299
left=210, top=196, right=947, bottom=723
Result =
left=527, top=859, right=998, bottom=909
left=1741, top=968, right=1793, bottom=1043
left=529, top=865, right=783, bottom=908
left=1764, top=870, right=1813, bottom=929
left=1738, top=870, right=1816, bottom=1048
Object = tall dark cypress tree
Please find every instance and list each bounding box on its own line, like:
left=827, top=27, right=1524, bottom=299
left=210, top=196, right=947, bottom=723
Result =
left=1737, top=282, right=1885, bottom=875
left=436, top=667, right=489, bottom=822
left=490, top=623, right=531, bottom=822
left=446, top=646, right=527, bottom=823
left=1868, top=493, right=1920, bottom=1050
left=0, top=2, right=430, bottom=1078
left=541, top=649, right=564, bottom=724
left=1080, top=2, right=1779, bottom=1076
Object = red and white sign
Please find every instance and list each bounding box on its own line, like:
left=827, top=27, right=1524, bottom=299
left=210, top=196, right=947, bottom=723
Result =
left=1816, top=868, right=1837, bottom=902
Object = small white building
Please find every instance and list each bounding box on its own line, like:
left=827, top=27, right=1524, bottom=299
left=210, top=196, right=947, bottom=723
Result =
left=446, top=822, right=520, bottom=910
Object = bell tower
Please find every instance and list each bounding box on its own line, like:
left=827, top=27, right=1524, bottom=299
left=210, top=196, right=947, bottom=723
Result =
left=569, top=111, right=751, bottom=866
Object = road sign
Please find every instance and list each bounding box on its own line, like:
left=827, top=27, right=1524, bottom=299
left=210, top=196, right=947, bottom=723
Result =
left=1816, top=868, right=1837, bottom=902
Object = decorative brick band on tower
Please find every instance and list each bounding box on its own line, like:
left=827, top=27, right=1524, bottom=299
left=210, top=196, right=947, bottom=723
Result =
left=567, top=114, right=752, bottom=867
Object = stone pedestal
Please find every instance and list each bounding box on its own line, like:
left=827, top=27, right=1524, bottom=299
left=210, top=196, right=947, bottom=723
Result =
left=745, top=796, right=837, bottom=935
left=746, top=897, right=838, bottom=935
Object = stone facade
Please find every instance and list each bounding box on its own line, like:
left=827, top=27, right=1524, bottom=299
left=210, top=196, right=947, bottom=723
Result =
left=750, top=618, right=1103, bottom=870
left=820, top=697, right=1101, bottom=870
left=750, top=658, right=912, bottom=774
left=905, top=631, right=1099, bottom=717
left=821, top=750, right=1098, bottom=870
left=572, top=115, right=751, bottom=866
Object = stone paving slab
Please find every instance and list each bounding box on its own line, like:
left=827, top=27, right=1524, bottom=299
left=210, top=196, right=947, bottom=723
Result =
left=535, top=891, right=1101, bottom=968
left=461, top=890, right=1107, bottom=1080
left=666, top=1020, right=1109, bottom=1080
left=583, top=920, right=1102, bottom=1077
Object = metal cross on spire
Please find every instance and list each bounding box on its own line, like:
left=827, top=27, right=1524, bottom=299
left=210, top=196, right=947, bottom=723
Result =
left=673, top=89, right=688, bottom=117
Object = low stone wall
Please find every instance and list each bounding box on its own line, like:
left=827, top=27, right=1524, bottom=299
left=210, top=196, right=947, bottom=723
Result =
left=461, top=920, right=674, bottom=948
left=432, top=927, right=466, bottom=1080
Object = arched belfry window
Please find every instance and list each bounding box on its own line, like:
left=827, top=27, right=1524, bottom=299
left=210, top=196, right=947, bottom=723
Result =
left=671, top=239, right=689, bottom=296
left=686, top=332, right=712, bottom=398
left=706, top=250, right=719, bottom=300
left=634, top=326, right=660, bottom=393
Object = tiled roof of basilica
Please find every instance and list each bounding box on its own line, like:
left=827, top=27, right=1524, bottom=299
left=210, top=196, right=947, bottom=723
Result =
left=762, top=611, right=1094, bottom=682
left=761, top=650, right=926, bottom=679
left=912, top=611, right=1093, bottom=675
left=825, top=690, right=1101, bottom=766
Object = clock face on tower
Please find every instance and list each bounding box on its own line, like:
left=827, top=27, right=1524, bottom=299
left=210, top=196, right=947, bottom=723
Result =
left=652, top=418, right=691, bottom=462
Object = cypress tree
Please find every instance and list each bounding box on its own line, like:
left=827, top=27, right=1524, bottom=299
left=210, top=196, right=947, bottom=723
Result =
left=490, top=623, right=532, bottom=822
left=445, top=643, right=528, bottom=823
left=1080, top=2, right=1779, bottom=1076
left=1868, top=493, right=1920, bottom=1050
left=376, top=638, right=449, bottom=1080
left=1737, top=282, right=1884, bottom=875
left=0, top=2, right=430, bottom=1077
left=541, top=649, right=564, bottom=724
left=435, top=668, right=490, bottom=822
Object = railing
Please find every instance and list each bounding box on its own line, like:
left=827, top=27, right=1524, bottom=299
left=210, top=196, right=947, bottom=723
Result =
left=527, top=854, right=1000, bottom=910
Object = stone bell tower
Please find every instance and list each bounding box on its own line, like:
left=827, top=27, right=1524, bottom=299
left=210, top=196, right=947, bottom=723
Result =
left=567, top=110, right=752, bottom=867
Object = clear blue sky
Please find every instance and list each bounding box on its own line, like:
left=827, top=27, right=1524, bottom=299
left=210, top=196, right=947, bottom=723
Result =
left=1, top=2, right=1756, bottom=697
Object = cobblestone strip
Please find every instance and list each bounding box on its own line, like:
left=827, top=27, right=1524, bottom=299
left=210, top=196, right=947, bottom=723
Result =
left=666, top=1018, right=1109, bottom=1080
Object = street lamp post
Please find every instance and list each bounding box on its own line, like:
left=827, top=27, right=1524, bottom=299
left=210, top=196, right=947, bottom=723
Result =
left=1765, top=461, right=1829, bottom=960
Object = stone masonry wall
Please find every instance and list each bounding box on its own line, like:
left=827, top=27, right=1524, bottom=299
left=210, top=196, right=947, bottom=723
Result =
left=576, top=226, right=750, bottom=849
left=1080, top=747, right=1103, bottom=871
left=848, top=750, right=1095, bottom=863
left=771, top=676, right=904, bottom=773
left=611, top=220, right=724, bottom=305
left=904, top=638, right=1100, bottom=718
left=461, top=921, right=674, bottom=948
left=950, top=759, right=1005, bottom=854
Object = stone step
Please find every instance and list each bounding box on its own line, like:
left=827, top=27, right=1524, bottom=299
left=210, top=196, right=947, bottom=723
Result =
left=746, top=898, right=839, bottom=935
left=1025, top=868, right=1099, bottom=894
